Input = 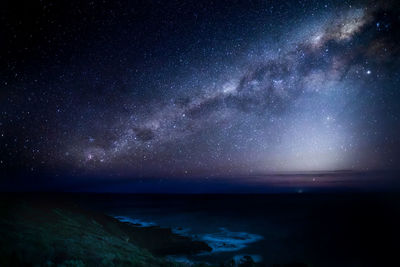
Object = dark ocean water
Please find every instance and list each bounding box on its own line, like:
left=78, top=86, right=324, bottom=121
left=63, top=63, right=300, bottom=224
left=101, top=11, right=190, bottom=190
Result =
left=81, top=193, right=400, bottom=266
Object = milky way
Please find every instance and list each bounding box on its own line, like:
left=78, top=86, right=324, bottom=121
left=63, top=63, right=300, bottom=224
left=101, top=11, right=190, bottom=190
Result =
left=1, top=0, right=400, bottom=178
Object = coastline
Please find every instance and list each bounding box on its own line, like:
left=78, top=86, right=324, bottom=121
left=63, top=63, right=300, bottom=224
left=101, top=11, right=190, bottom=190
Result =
left=0, top=195, right=212, bottom=266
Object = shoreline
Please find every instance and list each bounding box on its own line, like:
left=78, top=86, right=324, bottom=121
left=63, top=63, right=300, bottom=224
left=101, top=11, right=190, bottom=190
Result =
left=0, top=196, right=212, bottom=266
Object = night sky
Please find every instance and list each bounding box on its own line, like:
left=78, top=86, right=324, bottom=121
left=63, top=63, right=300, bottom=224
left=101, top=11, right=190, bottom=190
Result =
left=1, top=0, right=400, bottom=191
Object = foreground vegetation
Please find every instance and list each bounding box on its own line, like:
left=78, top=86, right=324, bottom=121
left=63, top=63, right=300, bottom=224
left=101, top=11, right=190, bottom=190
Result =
left=0, top=195, right=214, bottom=266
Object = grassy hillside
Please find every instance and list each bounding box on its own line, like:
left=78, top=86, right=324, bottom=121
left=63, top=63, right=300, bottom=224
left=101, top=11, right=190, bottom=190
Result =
left=0, top=195, right=211, bottom=266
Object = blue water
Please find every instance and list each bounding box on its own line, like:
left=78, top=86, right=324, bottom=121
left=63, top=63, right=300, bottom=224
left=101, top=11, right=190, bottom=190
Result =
left=83, top=193, right=400, bottom=266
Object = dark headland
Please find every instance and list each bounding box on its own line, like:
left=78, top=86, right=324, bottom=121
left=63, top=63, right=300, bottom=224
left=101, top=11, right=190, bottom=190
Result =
left=0, top=194, right=215, bottom=266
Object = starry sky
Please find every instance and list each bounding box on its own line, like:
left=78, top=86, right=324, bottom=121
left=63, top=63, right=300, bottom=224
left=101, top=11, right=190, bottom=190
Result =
left=1, top=0, right=400, bottom=190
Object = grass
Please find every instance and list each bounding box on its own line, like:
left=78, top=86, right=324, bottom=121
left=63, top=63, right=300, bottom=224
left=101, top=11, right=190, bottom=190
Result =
left=0, top=196, right=209, bottom=266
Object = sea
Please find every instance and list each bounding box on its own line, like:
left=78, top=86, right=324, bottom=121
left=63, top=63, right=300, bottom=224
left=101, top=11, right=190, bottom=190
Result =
left=80, top=193, right=400, bottom=266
